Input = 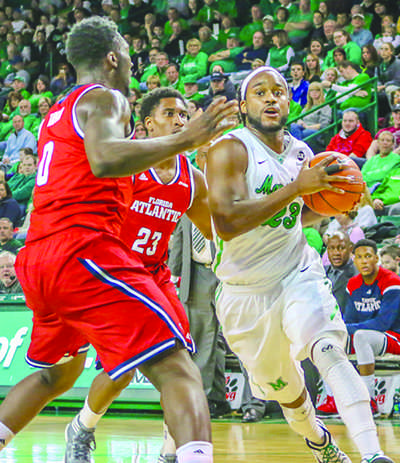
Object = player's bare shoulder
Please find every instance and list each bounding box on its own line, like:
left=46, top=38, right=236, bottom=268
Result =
left=76, top=86, right=131, bottom=129
left=208, top=133, right=248, bottom=175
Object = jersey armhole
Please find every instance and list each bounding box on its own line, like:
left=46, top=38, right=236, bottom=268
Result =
left=71, top=84, right=105, bottom=139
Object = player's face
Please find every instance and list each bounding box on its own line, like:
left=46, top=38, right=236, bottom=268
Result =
left=380, top=254, right=398, bottom=273
left=354, top=246, right=379, bottom=278
left=242, top=71, right=289, bottom=134
left=146, top=97, right=189, bottom=137
left=326, top=237, right=352, bottom=268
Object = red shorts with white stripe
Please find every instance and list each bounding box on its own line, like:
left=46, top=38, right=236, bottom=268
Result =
left=385, top=330, right=400, bottom=355
left=16, top=228, right=193, bottom=380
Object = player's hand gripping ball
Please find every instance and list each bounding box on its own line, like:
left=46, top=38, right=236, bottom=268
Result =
left=302, top=151, right=364, bottom=216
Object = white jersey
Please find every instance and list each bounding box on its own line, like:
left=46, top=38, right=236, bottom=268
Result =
left=212, top=127, right=319, bottom=290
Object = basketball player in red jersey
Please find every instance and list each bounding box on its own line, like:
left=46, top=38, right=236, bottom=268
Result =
left=64, top=87, right=212, bottom=463
left=0, top=17, right=237, bottom=463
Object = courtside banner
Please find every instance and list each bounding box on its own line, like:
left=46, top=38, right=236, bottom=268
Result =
left=0, top=305, right=159, bottom=401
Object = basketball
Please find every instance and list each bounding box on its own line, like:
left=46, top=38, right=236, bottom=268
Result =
left=302, top=151, right=364, bottom=216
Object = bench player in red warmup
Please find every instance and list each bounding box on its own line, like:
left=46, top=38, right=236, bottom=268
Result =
left=0, top=16, right=237, bottom=463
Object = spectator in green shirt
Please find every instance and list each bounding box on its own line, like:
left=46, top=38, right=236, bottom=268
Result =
left=2, top=91, right=23, bottom=119
left=0, top=219, right=23, bottom=255
left=7, top=154, right=37, bottom=212
left=198, top=26, right=220, bottom=55
left=284, top=0, right=313, bottom=50
left=164, top=7, right=189, bottom=37
left=217, top=15, right=241, bottom=47
left=361, top=131, right=400, bottom=188
left=28, top=75, right=53, bottom=114
left=140, top=52, right=170, bottom=87
left=239, top=4, right=264, bottom=47
left=182, top=76, right=205, bottom=104
left=9, top=76, right=30, bottom=101
left=180, top=38, right=209, bottom=82
left=18, top=100, right=40, bottom=137
left=165, top=63, right=185, bottom=94
left=208, top=31, right=244, bottom=73
left=323, top=29, right=362, bottom=70
left=195, top=0, right=223, bottom=27
left=265, top=29, right=295, bottom=75
left=322, top=60, right=371, bottom=111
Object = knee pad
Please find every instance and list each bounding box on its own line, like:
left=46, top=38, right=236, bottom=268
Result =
left=312, top=337, right=369, bottom=406
left=311, top=337, right=347, bottom=378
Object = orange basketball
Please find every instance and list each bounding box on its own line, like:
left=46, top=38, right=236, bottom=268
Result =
left=302, top=151, right=364, bottom=216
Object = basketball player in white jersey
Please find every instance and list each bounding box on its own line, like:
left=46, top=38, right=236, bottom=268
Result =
left=206, top=66, right=394, bottom=463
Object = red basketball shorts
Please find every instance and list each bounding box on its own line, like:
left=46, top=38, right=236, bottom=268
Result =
left=385, top=330, right=400, bottom=355
left=16, top=228, right=194, bottom=380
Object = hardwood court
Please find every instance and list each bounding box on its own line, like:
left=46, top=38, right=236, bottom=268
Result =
left=0, top=415, right=399, bottom=462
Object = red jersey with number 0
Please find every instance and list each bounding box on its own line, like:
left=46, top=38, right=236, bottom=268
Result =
left=120, top=155, right=194, bottom=270
left=27, top=84, right=135, bottom=244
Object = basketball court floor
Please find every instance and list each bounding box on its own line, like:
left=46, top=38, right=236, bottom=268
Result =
left=0, top=414, right=398, bottom=462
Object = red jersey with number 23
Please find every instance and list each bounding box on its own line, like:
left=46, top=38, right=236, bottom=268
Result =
left=27, top=84, right=134, bottom=244
left=120, top=155, right=194, bottom=270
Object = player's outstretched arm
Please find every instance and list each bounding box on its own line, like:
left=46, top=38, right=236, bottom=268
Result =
left=79, top=89, right=238, bottom=178
left=207, top=141, right=353, bottom=241
left=185, top=167, right=212, bottom=240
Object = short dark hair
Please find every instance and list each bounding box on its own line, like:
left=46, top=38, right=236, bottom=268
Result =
left=140, top=87, right=187, bottom=122
left=353, top=238, right=377, bottom=254
left=166, top=63, right=179, bottom=72
left=66, top=16, right=123, bottom=71
left=291, top=61, right=305, bottom=71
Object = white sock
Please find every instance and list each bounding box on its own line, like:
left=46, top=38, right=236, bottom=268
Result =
left=361, top=374, right=375, bottom=399
left=78, top=397, right=105, bottom=429
left=161, top=421, right=176, bottom=455
left=0, top=421, right=15, bottom=449
left=281, top=393, right=325, bottom=445
left=176, top=441, right=213, bottom=463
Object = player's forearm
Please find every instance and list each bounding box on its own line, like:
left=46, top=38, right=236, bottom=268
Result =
left=89, top=132, right=199, bottom=178
left=212, top=182, right=300, bottom=241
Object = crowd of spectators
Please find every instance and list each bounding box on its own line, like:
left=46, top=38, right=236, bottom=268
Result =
left=0, top=0, right=400, bottom=420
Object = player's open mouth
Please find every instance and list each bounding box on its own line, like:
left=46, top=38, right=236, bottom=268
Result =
left=264, top=108, right=279, bottom=116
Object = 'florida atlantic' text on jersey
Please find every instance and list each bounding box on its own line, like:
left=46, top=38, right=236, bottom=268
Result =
left=212, top=127, right=318, bottom=289
left=120, top=155, right=195, bottom=270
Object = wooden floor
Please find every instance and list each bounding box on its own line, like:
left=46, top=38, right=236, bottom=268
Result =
left=0, top=415, right=399, bottom=462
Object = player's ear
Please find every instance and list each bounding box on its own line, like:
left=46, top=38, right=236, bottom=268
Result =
left=144, top=116, right=153, bottom=132
left=107, top=51, right=118, bottom=69
left=240, top=100, right=247, bottom=114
